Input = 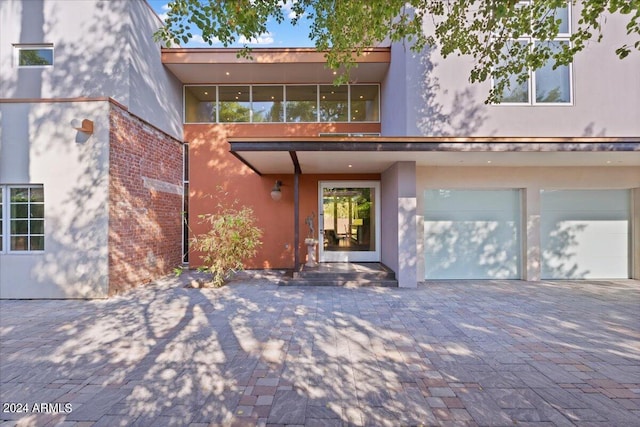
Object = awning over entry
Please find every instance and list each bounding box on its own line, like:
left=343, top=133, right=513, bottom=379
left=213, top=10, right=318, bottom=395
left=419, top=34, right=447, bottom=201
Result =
left=228, top=137, right=640, bottom=175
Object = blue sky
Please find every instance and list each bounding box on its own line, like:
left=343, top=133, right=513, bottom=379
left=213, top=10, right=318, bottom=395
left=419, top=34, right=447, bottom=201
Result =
left=147, top=0, right=315, bottom=48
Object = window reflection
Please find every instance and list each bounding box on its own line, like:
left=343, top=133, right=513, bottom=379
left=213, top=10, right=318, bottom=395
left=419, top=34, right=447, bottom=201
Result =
left=184, top=84, right=381, bottom=123
left=286, top=85, right=318, bottom=122
left=253, top=86, right=284, bottom=122
left=219, top=86, right=251, bottom=122
left=319, top=85, right=348, bottom=122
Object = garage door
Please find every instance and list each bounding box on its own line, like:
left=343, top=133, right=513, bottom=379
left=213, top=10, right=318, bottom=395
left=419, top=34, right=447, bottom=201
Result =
left=541, top=190, right=630, bottom=279
left=424, top=189, right=521, bottom=279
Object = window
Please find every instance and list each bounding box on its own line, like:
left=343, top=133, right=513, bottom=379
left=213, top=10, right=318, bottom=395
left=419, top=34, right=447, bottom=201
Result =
left=319, top=85, right=349, bottom=122
left=495, top=2, right=572, bottom=105
left=253, top=86, right=284, bottom=122
left=285, top=85, right=318, bottom=122
left=182, top=145, right=189, bottom=264
left=0, top=188, right=3, bottom=252
left=0, top=185, right=45, bottom=252
left=14, top=44, right=54, bottom=67
left=183, top=84, right=381, bottom=123
left=184, top=86, right=216, bottom=123
left=351, top=85, right=380, bottom=121
left=219, top=86, right=250, bottom=122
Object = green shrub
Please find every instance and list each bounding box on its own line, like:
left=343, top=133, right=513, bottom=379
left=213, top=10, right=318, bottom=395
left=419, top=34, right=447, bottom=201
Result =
left=191, top=203, right=262, bottom=287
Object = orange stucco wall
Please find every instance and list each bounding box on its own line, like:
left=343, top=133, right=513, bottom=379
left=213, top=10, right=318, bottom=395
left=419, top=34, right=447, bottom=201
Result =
left=186, top=122, right=381, bottom=269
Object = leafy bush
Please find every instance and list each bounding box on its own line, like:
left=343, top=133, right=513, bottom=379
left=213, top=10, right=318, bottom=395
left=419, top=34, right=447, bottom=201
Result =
left=191, top=202, right=262, bottom=287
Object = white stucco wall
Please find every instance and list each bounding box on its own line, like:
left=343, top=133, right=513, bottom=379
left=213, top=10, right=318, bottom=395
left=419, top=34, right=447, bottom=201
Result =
left=381, top=161, right=417, bottom=287
left=0, top=0, right=183, bottom=140
left=417, top=166, right=640, bottom=280
left=0, top=101, right=110, bottom=298
left=381, top=5, right=640, bottom=137
left=128, top=0, right=183, bottom=140
left=633, top=188, right=640, bottom=280
left=380, top=43, right=408, bottom=136
left=0, top=0, right=130, bottom=103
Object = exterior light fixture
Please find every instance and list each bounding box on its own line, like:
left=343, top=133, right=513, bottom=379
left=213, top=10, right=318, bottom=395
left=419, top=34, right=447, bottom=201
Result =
left=70, top=118, right=94, bottom=134
left=271, top=180, right=283, bottom=201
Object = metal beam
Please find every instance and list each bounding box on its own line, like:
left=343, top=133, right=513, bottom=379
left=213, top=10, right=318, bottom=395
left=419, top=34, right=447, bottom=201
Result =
left=229, top=140, right=640, bottom=153
left=289, top=151, right=302, bottom=174
left=293, top=171, right=300, bottom=272
left=229, top=151, right=263, bottom=176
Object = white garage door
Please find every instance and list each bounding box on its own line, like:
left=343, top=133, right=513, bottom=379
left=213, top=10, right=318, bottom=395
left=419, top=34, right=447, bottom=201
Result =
left=541, top=190, right=630, bottom=279
left=424, top=189, right=521, bottom=280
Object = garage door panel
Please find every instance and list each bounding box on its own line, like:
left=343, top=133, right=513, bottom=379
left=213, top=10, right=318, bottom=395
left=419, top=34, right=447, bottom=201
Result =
left=424, top=190, right=521, bottom=280
left=541, top=190, right=630, bottom=279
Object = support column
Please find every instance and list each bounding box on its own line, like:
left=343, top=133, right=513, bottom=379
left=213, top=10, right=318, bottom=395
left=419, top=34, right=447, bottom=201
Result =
left=293, top=172, right=300, bottom=271
left=633, top=188, right=640, bottom=279
left=523, top=187, right=541, bottom=281
left=381, top=161, right=417, bottom=288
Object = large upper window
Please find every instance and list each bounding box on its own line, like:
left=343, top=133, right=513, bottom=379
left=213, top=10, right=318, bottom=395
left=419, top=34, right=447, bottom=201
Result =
left=495, top=2, right=572, bottom=105
left=286, top=85, right=318, bottom=123
left=14, top=44, right=54, bottom=67
left=319, top=85, right=349, bottom=122
left=0, top=185, right=45, bottom=252
left=184, top=84, right=380, bottom=123
left=219, top=86, right=251, bottom=122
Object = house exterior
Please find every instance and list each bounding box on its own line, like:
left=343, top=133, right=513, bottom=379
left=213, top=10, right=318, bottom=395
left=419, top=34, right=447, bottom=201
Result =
left=1, top=0, right=639, bottom=298
left=0, top=0, right=184, bottom=298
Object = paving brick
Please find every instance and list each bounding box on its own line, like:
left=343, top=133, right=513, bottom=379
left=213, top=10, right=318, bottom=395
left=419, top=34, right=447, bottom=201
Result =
left=2, top=278, right=639, bottom=427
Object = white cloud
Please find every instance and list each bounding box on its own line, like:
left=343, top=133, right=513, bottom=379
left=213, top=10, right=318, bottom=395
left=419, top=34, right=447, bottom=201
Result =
left=279, top=0, right=302, bottom=20
left=157, top=3, right=170, bottom=21
left=185, top=34, right=221, bottom=47
left=238, top=33, right=275, bottom=46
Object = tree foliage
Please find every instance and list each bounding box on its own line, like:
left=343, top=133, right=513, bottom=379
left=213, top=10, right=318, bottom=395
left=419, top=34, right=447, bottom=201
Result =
left=155, top=0, right=639, bottom=103
left=190, top=195, right=263, bottom=287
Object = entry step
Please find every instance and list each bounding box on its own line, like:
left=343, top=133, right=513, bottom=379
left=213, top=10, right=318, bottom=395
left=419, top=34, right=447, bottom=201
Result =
left=282, top=262, right=398, bottom=287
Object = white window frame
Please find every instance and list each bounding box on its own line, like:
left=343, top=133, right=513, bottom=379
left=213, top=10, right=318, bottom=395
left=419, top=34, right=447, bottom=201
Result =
left=13, top=44, right=54, bottom=68
left=493, top=2, right=573, bottom=106
left=0, top=184, right=45, bottom=254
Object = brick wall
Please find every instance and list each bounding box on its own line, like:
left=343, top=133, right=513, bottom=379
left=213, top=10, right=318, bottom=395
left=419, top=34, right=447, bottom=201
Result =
left=108, top=103, right=183, bottom=295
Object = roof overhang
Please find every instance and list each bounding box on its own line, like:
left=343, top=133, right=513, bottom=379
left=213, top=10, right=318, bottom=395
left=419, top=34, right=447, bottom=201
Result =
left=161, top=47, right=391, bottom=84
left=228, top=137, right=640, bottom=175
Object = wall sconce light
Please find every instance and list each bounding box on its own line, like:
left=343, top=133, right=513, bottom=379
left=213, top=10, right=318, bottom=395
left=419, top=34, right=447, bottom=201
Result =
left=70, top=118, right=94, bottom=134
left=271, top=180, right=282, bottom=201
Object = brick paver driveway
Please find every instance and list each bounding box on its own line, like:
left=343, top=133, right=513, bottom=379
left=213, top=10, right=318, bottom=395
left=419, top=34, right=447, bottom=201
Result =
left=1, top=274, right=639, bottom=426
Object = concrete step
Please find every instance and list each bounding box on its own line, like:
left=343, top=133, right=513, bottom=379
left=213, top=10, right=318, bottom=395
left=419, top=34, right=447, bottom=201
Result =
left=282, top=262, right=398, bottom=287
left=281, top=278, right=398, bottom=287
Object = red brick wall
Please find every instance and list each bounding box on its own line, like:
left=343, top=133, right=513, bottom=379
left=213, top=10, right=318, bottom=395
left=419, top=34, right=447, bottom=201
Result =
left=108, top=104, right=183, bottom=295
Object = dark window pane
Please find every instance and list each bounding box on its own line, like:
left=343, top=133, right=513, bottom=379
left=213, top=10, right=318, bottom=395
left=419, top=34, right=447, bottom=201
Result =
left=183, top=182, right=189, bottom=212
left=11, top=236, right=28, bottom=251
left=183, top=144, right=189, bottom=181
left=11, top=204, right=28, bottom=218
left=31, top=220, right=44, bottom=234
left=30, top=236, right=44, bottom=251
left=30, top=204, right=44, bottom=218
left=11, top=220, right=28, bottom=234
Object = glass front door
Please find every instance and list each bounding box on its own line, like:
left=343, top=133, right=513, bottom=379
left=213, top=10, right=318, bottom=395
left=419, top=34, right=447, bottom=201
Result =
left=318, top=181, right=380, bottom=262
